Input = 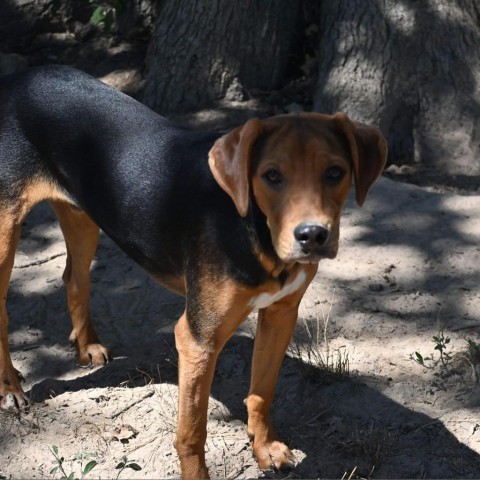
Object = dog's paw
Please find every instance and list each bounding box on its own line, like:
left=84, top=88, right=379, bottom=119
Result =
left=0, top=370, right=29, bottom=411
left=0, top=391, right=29, bottom=410
left=252, top=438, right=297, bottom=473
left=77, top=343, right=111, bottom=367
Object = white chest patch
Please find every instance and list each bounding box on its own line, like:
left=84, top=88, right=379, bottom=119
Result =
left=249, top=270, right=307, bottom=310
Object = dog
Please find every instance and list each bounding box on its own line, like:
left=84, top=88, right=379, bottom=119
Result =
left=0, top=65, right=387, bottom=478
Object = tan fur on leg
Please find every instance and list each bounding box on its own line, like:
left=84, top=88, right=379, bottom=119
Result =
left=51, top=201, right=110, bottom=366
left=0, top=210, right=27, bottom=409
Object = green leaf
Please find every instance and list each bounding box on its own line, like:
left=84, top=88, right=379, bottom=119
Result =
left=50, top=466, right=59, bottom=474
left=91, top=6, right=106, bottom=25
left=445, top=338, right=451, bottom=344
left=115, top=462, right=125, bottom=469
left=432, top=336, right=440, bottom=343
left=52, top=445, right=59, bottom=455
left=415, top=352, right=424, bottom=364
left=67, top=473, right=75, bottom=480
left=83, top=460, right=97, bottom=475
left=127, top=463, right=142, bottom=471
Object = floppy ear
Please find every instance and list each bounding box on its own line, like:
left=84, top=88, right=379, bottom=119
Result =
left=208, top=117, right=264, bottom=217
left=334, top=112, right=388, bottom=206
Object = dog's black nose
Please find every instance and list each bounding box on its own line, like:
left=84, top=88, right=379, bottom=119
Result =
left=294, top=223, right=329, bottom=250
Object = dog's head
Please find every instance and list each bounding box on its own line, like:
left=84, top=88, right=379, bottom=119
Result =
left=209, top=112, right=387, bottom=264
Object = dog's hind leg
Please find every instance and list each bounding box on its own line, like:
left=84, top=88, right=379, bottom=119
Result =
left=51, top=201, right=110, bottom=366
left=0, top=207, right=28, bottom=410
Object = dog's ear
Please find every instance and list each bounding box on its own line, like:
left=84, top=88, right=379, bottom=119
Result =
left=334, top=112, right=388, bottom=206
left=208, top=118, right=264, bottom=217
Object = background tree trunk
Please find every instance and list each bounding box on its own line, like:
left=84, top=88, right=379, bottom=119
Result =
left=314, top=0, right=480, bottom=178
left=143, top=0, right=300, bottom=114
left=116, top=0, right=158, bottom=39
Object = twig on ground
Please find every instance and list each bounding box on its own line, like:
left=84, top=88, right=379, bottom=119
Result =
left=14, top=252, right=66, bottom=269
left=110, top=390, right=155, bottom=419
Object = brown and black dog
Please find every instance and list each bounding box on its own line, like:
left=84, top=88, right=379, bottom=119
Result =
left=0, top=65, right=387, bottom=478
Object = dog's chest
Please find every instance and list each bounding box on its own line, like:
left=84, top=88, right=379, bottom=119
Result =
left=249, top=270, right=307, bottom=310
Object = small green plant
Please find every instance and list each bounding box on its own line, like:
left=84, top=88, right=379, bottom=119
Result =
left=49, top=447, right=142, bottom=479
left=89, top=0, right=125, bottom=32
left=410, top=329, right=452, bottom=370
left=432, top=331, right=452, bottom=367
left=410, top=350, right=435, bottom=369
left=115, top=455, right=142, bottom=478
left=49, top=446, right=97, bottom=480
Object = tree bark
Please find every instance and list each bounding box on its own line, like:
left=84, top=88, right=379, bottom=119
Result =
left=143, top=0, right=300, bottom=114
left=314, top=0, right=480, bottom=177
left=116, top=0, right=158, bottom=38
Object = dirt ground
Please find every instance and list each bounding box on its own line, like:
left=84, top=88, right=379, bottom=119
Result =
left=1, top=173, right=480, bottom=479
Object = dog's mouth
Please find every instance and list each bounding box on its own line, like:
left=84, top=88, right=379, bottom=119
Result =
left=301, top=248, right=337, bottom=262
left=279, top=244, right=338, bottom=264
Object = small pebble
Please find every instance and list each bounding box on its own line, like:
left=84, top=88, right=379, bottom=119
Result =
left=368, top=283, right=384, bottom=292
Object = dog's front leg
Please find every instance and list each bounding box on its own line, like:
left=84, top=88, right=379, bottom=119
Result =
left=246, top=301, right=299, bottom=471
left=246, top=267, right=316, bottom=472
left=172, top=265, right=255, bottom=479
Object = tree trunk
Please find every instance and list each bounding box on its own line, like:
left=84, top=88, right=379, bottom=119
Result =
left=143, top=0, right=300, bottom=114
left=116, top=0, right=158, bottom=38
left=314, top=0, right=480, bottom=177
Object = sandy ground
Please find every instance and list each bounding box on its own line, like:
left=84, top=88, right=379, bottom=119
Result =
left=1, top=176, right=480, bottom=479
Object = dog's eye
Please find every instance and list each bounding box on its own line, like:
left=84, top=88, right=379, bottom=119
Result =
left=325, top=166, right=345, bottom=184
left=263, top=168, right=283, bottom=186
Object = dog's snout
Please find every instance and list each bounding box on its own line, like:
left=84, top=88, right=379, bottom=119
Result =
left=294, top=223, right=329, bottom=250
